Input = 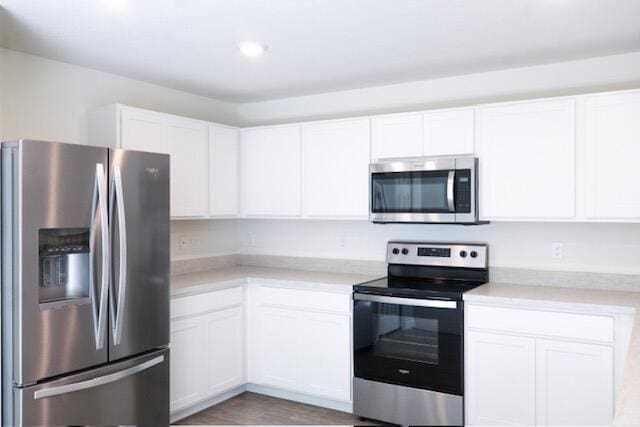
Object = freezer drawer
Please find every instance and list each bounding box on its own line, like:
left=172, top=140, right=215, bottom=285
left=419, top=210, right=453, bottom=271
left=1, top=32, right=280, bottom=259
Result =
left=12, top=348, right=169, bottom=426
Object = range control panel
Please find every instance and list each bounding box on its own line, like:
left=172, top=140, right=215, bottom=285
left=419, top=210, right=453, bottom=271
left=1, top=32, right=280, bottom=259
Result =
left=387, top=241, right=488, bottom=269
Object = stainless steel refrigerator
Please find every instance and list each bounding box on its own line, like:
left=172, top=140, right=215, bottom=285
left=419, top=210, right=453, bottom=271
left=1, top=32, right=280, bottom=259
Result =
left=1, top=140, right=170, bottom=426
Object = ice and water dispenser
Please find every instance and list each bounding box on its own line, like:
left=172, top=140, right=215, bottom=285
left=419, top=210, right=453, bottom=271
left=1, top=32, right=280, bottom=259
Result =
left=39, top=228, right=90, bottom=304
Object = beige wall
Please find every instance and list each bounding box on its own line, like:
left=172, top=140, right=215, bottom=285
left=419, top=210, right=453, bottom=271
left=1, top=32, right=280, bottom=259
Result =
left=0, top=48, right=240, bottom=144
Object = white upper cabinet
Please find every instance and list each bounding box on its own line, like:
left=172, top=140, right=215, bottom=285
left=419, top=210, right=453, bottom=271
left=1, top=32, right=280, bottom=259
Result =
left=423, top=108, right=475, bottom=156
left=94, top=105, right=214, bottom=219
left=371, top=109, right=474, bottom=160
left=120, top=107, right=168, bottom=153
left=209, top=125, right=239, bottom=217
left=584, top=91, right=640, bottom=220
left=241, top=126, right=302, bottom=217
left=371, top=114, right=423, bottom=160
left=478, top=99, right=576, bottom=220
left=164, top=117, right=208, bottom=218
left=302, top=119, right=370, bottom=218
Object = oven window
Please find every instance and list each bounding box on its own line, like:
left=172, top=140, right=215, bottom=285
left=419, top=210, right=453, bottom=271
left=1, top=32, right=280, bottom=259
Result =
left=371, top=170, right=451, bottom=213
left=354, top=299, right=462, bottom=395
left=374, top=305, right=440, bottom=364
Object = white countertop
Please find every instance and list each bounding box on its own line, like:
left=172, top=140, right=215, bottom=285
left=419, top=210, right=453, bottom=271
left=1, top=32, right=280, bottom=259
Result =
left=465, top=282, right=640, bottom=427
left=171, top=266, right=379, bottom=297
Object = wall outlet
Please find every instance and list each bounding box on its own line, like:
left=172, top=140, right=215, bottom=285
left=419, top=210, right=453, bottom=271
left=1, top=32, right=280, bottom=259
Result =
left=551, top=242, right=564, bottom=259
left=338, top=237, right=346, bottom=249
left=179, top=235, right=190, bottom=249
left=191, top=237, right=200, bottom=249
left=248, top=234, right=256, bottom=247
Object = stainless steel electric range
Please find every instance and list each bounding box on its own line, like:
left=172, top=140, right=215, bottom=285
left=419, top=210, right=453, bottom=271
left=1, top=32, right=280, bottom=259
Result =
left=353, top=241, right=488, bottom=426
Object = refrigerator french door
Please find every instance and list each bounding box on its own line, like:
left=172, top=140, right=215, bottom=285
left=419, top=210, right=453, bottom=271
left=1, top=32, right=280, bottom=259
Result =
left=1, top=140, right=170, bottom=426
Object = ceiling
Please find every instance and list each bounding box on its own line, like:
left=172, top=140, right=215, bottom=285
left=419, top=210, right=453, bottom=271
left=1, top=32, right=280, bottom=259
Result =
left=1, top=0, right=640, bottom=102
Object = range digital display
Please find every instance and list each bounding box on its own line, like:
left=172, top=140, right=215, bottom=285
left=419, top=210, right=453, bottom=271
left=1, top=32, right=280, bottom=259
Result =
left=417, top=247, right=451, bottom=257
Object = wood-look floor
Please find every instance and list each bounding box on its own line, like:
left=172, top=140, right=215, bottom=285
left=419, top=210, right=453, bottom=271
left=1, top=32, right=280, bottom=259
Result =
left=173, top=392, right=386, bottom=425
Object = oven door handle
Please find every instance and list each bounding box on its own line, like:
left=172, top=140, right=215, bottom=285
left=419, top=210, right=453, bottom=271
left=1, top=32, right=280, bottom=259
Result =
left=447, top=170, right=455, bottom=212
left=353, top=293, right=458, bottom=309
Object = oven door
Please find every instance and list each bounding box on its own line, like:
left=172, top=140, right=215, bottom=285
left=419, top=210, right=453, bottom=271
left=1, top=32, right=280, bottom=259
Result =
left=353, top=293, right=462, bottom=395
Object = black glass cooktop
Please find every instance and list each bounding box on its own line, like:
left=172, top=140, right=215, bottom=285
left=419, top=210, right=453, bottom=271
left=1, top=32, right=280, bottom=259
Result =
left=354, top=276, right=486, bottom=301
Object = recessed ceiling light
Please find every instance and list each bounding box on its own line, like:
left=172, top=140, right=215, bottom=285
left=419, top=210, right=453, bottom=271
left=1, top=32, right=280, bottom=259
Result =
left=239, top=42, right=267, bottom=58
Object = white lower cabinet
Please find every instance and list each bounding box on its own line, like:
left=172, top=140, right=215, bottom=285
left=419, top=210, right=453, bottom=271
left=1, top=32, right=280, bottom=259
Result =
left=299, top=311, right=351, bottom=401
left=466, top=331, right=536, bottom=425
left=170, top=316, right=204, bottom=412
left=535, top=339, right=613, bottom=426
left=170, top=291, right=245, bottom=414
left=250, top=285, right=352, bottom=403
left=204, top=307, right=245, bottom=396
left=171, top=283, right=353, bottom=419
left=256, top=306, right=300, bottom=390
left=465, top=302, right=626, bottom=426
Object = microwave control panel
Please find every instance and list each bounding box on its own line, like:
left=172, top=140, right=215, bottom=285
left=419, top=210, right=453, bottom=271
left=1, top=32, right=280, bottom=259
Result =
left=455, top=170, right=472, bottom=213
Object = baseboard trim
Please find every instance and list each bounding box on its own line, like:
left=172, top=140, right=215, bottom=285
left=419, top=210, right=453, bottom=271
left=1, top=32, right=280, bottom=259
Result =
left=246, top=383, right=353, bottom=413
left=170, top=385, right=247, bottom=424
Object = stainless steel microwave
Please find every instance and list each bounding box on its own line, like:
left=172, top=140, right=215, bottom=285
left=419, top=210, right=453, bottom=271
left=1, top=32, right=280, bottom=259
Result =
left=369, top=156, right=482, bottom=224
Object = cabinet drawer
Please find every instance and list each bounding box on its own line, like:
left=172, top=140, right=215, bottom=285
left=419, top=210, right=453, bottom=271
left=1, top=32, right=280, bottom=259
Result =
left=466, top=304, right=614, bottom=342
left=258, top=286, right=350, bottom=314
left=171, top=286, right=243, bottom=319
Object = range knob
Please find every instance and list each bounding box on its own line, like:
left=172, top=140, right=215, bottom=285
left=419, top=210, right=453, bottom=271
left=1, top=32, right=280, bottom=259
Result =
left=401, top=248, right=409, bottom=255
left=470, top=251, right=478, bottom=258
left=392, top=248, right=400, bottom=255
left=459, top=250, right=467, bottom=258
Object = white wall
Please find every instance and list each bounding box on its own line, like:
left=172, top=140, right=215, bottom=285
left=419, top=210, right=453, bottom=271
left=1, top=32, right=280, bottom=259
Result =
left=171, top=220, right=240, bottom=260
left=238, top=220, right=640, bottom=275
left=0, top=48, right=241, bottom=144
left=236, top=52, right=640, bottom=126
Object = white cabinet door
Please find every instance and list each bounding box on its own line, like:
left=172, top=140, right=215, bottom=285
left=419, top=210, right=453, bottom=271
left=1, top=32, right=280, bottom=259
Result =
left=478, top=99, right=576, bottom=220
left=371, top=114, right=423, bottom=160
left=256, top=306, right=299, bottom=390
left=209, top=125, right=239, bottom=216
left=536, top=339, right=614, bottom=425
left=203, top=306, right=245, bottom=396
left=242, top=126, right=301, bottom=217
left=120, top=108, right=167, bottom=153
left=299, top=312, right=351, bottom=401
left=423, top=108, right=474, bottom=156
left=466, top=331, right=536, bottom=426
left=302, top=119, right=370, bottom=218
left=120, top=107, right=208, bottom=218
left=170, top=317, right=204, bottom=413
left=165, top=117, right=208, bottom=217
left=585, top=91, right=640, bottom=219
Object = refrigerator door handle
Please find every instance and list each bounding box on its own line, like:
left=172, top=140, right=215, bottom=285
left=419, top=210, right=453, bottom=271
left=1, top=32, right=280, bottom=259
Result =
left=109, top=165, right=127, bottom=346
left=89, top=163, right=109, bottom=350
left=33, top=355, right=164, bottom=400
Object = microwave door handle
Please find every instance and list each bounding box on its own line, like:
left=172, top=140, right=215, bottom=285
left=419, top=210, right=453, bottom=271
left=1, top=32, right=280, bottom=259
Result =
left=447, top=170, right=455, bottom=212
